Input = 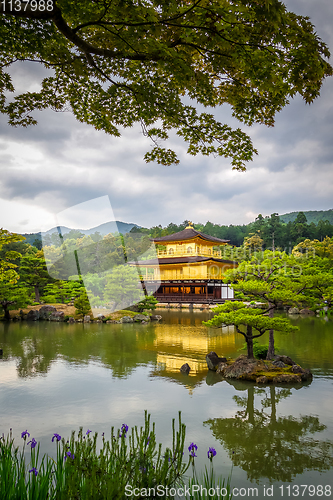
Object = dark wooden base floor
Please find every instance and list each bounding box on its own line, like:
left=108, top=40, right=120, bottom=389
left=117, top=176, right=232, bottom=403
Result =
left=153, top=294, right=234, bottom=304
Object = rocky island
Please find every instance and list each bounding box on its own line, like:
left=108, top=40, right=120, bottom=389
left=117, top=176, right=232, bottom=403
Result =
left=206, top=351, right=313, bottom=384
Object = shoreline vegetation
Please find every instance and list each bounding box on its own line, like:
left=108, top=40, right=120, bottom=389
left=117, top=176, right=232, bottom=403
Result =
left=1, top=304, right=159, bottom=324
left=0, top=412, right=232, bottom=500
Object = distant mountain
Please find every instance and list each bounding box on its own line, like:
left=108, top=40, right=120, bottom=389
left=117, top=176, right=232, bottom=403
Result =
left=21, top=220, right=140, bottom=245
left=42, top=220, right=139, bottom=237
left=279, top=209, right=333, bottom=225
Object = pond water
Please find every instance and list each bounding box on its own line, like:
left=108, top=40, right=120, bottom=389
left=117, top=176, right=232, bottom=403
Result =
left=0, top=310, right=333, bottom=499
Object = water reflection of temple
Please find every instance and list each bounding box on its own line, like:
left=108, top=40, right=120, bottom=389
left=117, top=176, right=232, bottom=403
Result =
left=148, top=320, right=241, bottom=393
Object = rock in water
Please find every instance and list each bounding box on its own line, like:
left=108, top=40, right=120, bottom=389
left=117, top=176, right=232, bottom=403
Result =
left=133, top=314, right=149, bottom=322
left=206, top=351, right=227, bottom=371
left=180, top=363, right=191, bottom=374
left=224, top=356, right=258, bottom=379
left=272, top=360, right=286, bottom=368
left=150, top=314, right=162, bottom=321
left=275, top=355, right=296, bottom=366
left=121, top=316, right=134, bottom=323
left=49, top=311, right=65, bottom=322
left=291, top=364, right=313, bottom=380
left=299, top=308, right=315, bottom=315
left=288, top=307, right=299, bottom=314
left=216, top=362, right=228, bottom=375
left=26, top=310, right=40, bottom=321
left=39, top=305, right=57, bottom=320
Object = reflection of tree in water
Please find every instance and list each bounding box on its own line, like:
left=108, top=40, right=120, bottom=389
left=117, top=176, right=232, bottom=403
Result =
left=204, top=385, right=333, bottom=483
left=1, top=322, right=157, bottom=379
left=17, top=338, right=53, bottom=378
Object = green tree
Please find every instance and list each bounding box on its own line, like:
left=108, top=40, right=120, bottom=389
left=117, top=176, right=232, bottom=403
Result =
left=104, top=266, right=144, bottom=312
left=137, top=296, right=158, bottom=313
left=290, top=248, right=333, bottom=311
left=0, top=229, right=30, bottom=319
left=63, top=230, right=85, bottom=241
left=316, top=220, right=333, bottom=240
left=41, top=280, right=84, bottom=303
left=220, top=251, right=310, bottom=358
left=266, top=213, right=283, bottom=250
left=204, top=301, right=297, bottom=359
left=252, top=214, right=266, bottom=235
left=293, top=236, right=333, bottom=260
left=290, top=211, right=309, bottom=243
left=1, top=0, right=331, bottom=168
left=243, top=231, right=264, bottom=253
left=19, top=249, right=53, bottom=302
left=74, top=289, right=92, bottom=318
left=0, top=282, right=31, bottom=320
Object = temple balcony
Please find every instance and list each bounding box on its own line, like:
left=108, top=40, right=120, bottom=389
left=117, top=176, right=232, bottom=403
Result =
left=139, top=269, right=226, bottom=281
left=156, top=249, right=223, bottom=258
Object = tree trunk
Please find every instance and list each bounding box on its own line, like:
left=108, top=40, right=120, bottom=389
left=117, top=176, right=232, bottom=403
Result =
left=247, top=387, right=255, bottom=425
left=246, top=325, right=254, bottom=359
left=34, top=285, right=40, bottom=303
left=266, top=302, right=275, bottom=359
left=270, top=386, right=277, bottom=424
left=1, top=301, right=11, bottom=321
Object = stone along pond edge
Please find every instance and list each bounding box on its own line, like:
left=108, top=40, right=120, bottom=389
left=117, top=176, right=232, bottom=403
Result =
left=2, top=305, right=163, bottom=324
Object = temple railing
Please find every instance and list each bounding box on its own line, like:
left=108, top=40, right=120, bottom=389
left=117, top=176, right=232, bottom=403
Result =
left=156, top=249, right=222, bottom=258
left=140, top=273, right=225, bottom=280
left=153, top=294, right=234, bottom=304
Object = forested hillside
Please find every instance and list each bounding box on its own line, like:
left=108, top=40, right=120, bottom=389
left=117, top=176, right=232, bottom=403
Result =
left=1, top=212, right=333, bottom=318
left=136, top=212, right=333, bottom=250
left=280, top=209, right=333, bottom=225
left=21, top=210, right=333, bottom=251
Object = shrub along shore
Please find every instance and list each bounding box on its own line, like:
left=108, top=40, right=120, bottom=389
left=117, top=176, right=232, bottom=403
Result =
left=2, top=304, right=162, bottom=324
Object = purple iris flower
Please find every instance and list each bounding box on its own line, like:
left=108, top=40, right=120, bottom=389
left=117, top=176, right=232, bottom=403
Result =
left=86, top=429, right=92, bottom=435
left=119, top=424, right=128, bottom=438
left=29, top=467, right=38, bottom=476
left=21, top=430, right=30, bottom=439
left=64, top=451, right=75, bottom=460
left=207, top=447, right=217, bottom=460
left=27, top=438, right=37, bottom=449
left=188, top=443, right=198, bottom=458
left=52, top=433, right=61, bottom=442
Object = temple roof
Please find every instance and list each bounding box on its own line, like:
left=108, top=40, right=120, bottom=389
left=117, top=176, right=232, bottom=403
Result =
left=128, top=256, right=237, bottom=266
left=151, top=227, right=229, bottom=244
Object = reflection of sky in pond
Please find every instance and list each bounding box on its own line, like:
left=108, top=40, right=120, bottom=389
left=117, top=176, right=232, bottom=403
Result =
left=0, top=311, right=333, bottom=497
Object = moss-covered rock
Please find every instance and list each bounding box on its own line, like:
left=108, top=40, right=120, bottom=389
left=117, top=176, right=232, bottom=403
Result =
left=216, top=355, right=312, bottom=385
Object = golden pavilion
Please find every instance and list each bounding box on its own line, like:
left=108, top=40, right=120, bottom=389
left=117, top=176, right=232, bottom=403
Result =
left=130, top=223, right=237, bottom=304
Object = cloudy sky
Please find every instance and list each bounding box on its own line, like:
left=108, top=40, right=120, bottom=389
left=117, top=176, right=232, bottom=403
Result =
left=0, top=0, right=332, bottom=234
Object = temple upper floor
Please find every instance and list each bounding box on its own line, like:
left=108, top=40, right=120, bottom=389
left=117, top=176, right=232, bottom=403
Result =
left=152, top=224, right=229, bottom=259
left=157, top=242, right=224, bottom=259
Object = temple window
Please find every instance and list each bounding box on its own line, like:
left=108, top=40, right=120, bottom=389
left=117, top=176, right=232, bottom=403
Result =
left=168, top=248, right=174, bottom=255
left=187, top=246, right=192, bottom=254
